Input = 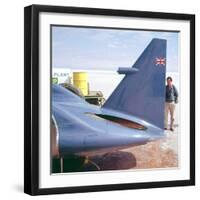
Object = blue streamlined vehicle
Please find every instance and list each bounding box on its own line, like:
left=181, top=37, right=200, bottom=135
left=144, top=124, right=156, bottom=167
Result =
left=52, top=38, right=167, bottom=157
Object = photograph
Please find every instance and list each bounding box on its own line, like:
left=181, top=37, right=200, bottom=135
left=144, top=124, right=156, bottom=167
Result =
left=24, top=5, right=195, bottom=195
left=51, top=26, right=179, bottom=173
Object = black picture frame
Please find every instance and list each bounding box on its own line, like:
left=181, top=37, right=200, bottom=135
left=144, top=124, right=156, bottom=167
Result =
left=24, top=4, right=195, bottom=195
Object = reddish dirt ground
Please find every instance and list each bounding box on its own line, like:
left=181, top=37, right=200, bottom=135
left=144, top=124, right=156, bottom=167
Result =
left=88, top=129, right=178, bottom=170
left=124, top=129, right=178, bottom=169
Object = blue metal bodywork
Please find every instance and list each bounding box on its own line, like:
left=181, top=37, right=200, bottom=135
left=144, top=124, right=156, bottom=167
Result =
left=52, top=38, right=167, bottom=156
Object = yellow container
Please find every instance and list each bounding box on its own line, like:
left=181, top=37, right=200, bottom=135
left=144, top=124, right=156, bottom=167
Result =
left=73, top=72, right=89, bottom=96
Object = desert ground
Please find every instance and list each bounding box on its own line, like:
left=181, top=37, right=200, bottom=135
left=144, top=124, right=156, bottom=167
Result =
left=82, top=126, right=178, bottom=171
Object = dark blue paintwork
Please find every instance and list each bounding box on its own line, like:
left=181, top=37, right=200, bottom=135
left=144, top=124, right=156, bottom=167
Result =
left=117, top=67, right=139, bottom=74
left=52, top=38, right=166, bottom=156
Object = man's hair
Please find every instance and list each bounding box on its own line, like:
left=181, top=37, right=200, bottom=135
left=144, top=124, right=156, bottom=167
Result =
left=167, top=76, right=173, bottom=82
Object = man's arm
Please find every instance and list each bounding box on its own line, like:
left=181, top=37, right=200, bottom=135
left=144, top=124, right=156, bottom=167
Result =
left=173, top=85, right=178, bottom=103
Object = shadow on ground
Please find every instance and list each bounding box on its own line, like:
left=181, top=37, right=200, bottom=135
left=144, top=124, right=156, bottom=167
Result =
left=85, top=151, right=137, bottom=171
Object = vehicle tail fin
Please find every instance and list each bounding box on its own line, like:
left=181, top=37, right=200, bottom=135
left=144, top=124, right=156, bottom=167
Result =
left=103, top=38, right=166, bottom=129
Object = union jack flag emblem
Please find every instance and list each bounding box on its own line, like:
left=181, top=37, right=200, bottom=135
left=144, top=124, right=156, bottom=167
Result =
left=155, top=57, right=166, bottom=66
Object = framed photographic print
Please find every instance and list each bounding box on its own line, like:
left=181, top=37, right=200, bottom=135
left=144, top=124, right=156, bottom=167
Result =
left=24, top=4, right=195, bottom=195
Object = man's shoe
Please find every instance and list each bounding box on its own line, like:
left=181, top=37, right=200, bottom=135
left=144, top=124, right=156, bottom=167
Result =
left=170, top=128, right=174, bottom=132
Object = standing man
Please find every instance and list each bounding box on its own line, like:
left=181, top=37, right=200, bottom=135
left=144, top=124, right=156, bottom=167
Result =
left=164, top=76, right=178, bottom=131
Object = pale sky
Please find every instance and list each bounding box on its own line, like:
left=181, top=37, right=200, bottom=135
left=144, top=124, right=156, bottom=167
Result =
left=52, top=26, right=179, bottom=72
